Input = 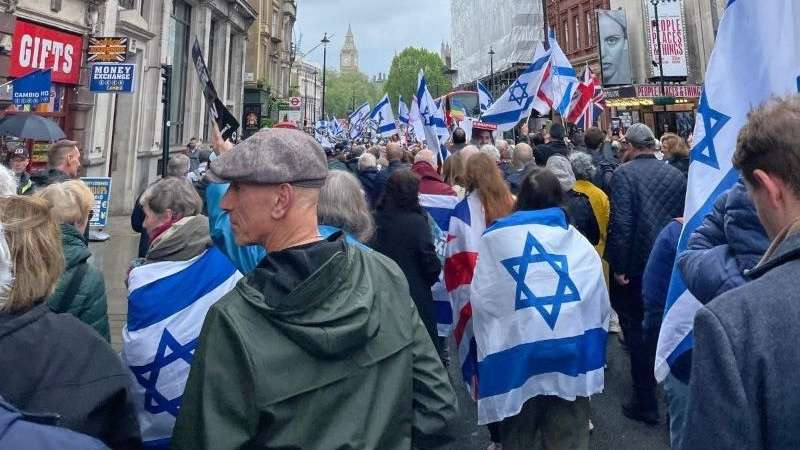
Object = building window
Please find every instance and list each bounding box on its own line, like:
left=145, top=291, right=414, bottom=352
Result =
left=170, top=0, right=192, bottom=145
left=227, top=34, right=236, bottom=99
left=272, top=9, right=279, bottom=36
left=587, top=11, right=593, bottom=45
left=575, top=15, right=581, bottom=50
left=562, top=20, right=568, bottom=50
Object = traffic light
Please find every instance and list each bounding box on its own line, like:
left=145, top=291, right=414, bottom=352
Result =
left=160, top=64, right=172, bottom=105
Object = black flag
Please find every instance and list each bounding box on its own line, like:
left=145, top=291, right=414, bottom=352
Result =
left=191, top=38, right=240, bottom=141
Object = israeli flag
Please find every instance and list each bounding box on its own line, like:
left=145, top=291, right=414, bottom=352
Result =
left=398, top=95, right=410, bottom=125
left=330, top=117, right=343, bottom=136
left=408, top=94, right=426, bottom=142
left=477, top=81, right=493, bottom=115
left=369, top=93, right=398, bottom=137
left=482, top=43, right=550, bottom=133
left=415, top=69, right=450, bottom=162
left=470, top=208, right=610, bottom=425
left=655, top=0, right=800, bottom=383
left=122, top=246, right=243, bottom=449
left=349, top=101, right=371, bottom=139
left=532, top=31, right=579, bottom=117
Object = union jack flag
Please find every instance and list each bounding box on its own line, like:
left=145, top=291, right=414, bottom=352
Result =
left=444, top=193, right=486, bottom=399
left=566, top=66, right=606, bottom=130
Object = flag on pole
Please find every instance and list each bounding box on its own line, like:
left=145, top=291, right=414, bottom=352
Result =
left=580, top=67, right=605, bottom=130
left=398, top=95, right=410, bottom=125
left=369, top=93, right=398, bottom=137
left=409, top=94, right=426, bottom=142
left=415, top=69, right=450, bottom=163
left=482, top=43, right=551, bottom=133
left=477, top=80, right=494, bottom=115
left=532, top=31, right=579, bottom=117
left=655, top=0, right=800, bottom=383
left=471, top=208, right=609, bottom=424
left=122, top=247, right=243, bottom=448
left=330, top=116, right=343, bottom=136
left=348, top=101, right=371, bottom=140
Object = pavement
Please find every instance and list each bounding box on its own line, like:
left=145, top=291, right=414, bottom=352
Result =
left=91, top=215, right=669, bottom=449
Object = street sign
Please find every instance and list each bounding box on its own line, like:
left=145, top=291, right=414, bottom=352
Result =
left=289, top=96, right=302, bottom=108
left=90, top=63, right=136, bottom=93
left=81, top=177, right=112, bottom=228
left=12, top=69, right=51, bottom=105
left=88, top=37, right=129, bottom=63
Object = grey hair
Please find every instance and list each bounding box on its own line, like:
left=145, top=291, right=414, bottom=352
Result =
left=0, top=224, right=12, bottom=307
left=318, top=170, right=375, bottom=242
left=358, top=153, right=377, bottom=171
left=140, top=177, right=202, bottom=217
left=479, top=144, right=500, bottom=162
left=0, top=165, right=17, bottom=196
left=570, top=152, right=597, bottom=181
left=167, top=154, right=191, bottom=177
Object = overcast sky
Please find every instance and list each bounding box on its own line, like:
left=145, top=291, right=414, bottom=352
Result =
left=295, top=1, right=451, bottom=77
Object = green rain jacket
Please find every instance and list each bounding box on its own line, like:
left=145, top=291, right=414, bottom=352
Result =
left=173, top=238, right=457, bottom=450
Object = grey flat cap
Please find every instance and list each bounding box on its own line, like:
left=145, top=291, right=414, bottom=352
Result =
left=207, top=128, right=328, bottom=187
left=625, top=123, right=656, bottom=149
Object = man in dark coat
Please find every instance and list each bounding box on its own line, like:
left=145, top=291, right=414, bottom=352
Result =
left=682, top=96, right=800, bottom=450
left=605, top=123, right=686, bottom=424
left=30, top=140, right=81, bottom=189
left=356, top=153, right=384, bottom=208
left=534, top=123, right=570, bottom=166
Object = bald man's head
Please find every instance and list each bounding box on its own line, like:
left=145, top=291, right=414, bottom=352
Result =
left=414, top=149, right=436, bottom=168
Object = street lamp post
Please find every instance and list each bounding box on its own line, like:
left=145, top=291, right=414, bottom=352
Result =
left=312, top=70, right=318, bottom=123
left=650, top=0, right=666, bottom=96
left=488, top=46, right=495, bottom=97
left=321, top=33, right=330, bottom=119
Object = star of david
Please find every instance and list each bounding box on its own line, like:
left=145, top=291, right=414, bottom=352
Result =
left=420, top=106, right=432, bottom=125
left=377, top=111, right=384, bottom=124
left=129, top=329, right=198, bottom=417
left=501, top=233, right=581, bottom=330
left=508, top=80, right=530, bottom=107
left=691, top=90, right=730, bottom=170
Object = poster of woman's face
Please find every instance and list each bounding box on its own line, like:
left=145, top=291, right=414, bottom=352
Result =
left=598, top=10, right=633, bottom=86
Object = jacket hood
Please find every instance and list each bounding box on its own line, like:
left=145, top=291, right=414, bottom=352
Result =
left=60, top=224, right=91, bottom=270
left=146, top=215, right=212, bottom=262
left=239, top=239, right=381, bottom=358
left=723, top=181, right=769, bottom=270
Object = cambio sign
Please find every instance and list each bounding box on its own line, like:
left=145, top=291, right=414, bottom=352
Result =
left=645, top=0, right=688, bottom=78
left=10, top=20, right=83, bottom=85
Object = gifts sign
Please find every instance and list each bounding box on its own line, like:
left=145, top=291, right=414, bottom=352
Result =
left=191, top=38, right=239, bottom=141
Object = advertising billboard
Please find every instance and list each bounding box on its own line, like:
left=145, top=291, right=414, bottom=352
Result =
left=597, top=10, right=633, bottom=86
left=646, top=0, right=688, bottom=78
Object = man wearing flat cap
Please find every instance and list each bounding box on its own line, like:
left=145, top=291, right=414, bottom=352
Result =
left=173, top=126, right=457, bottom=450
left=604, top=122, right=686, bottom=425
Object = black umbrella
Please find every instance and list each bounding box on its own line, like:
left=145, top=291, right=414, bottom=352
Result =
left=0, top=113, right=66, bottom=142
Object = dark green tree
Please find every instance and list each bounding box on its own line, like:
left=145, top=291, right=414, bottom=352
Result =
left=324, top=71, right=381, bottom=118
left=384, top=47, right=452, bottom=109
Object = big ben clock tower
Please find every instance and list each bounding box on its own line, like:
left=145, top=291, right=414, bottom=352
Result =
left=340, top=24, right=359, bottom=73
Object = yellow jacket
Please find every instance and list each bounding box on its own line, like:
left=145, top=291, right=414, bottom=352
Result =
left=574, top=180, right=610, bottom=278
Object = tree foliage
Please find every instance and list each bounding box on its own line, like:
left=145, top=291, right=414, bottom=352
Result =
left=384, top=47, right=452, bottom=109
left=323, top=71, right=381, bottom=118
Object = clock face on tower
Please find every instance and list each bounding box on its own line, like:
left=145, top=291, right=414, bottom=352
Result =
left=343, top=54, right=353, bottom=68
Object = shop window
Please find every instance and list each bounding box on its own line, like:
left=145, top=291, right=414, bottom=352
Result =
left=170, top=0, right=192, bottom=146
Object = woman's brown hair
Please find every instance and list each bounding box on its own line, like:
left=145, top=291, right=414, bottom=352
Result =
left=661, top=133, right=689, bottom=158
left=443, top=152, right=467, bottom=187
left=0, top=196, right=63, bottom=313
left=465, top=153, right=515, bottom=225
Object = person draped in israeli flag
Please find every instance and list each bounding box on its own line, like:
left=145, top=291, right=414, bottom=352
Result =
left=477, top=81, right=493, bottom=116
left=122, top=178, right=242, bottom=450
left=330, top=117, right=343, bottom=137
left=532, top=31, right=579, bottom=117
left=655, top=0, right=800, bottom=446
left=482, top=43, right=550, bottom=133
left=348, top=101, right=371, bottom=140
left=415, top=69, right=450, bottom=164
left=470, top=167, right=609, bottom=447
left=369, top=93, right=398, bottom=138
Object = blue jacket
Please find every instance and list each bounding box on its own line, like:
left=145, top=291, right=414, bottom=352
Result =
left=0, top=397, right=108, bottom=450
left=677, top=181, right=769, bottom=305
left=206, top=183, right=365, bottom=274
left=642, top=220, right=682, bottom=336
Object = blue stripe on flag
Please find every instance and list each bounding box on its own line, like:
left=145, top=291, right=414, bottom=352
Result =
left=462, top=338, right=478, bottom=384
left=426, top=206, right=455, bottom=231
left=143, top=437, right=171, bottom=450
left=667, top=332, right=693, bottom=366
left=377, top=123, right=397, bottom=134
left=435, top=300, right=453, bottom=325
left=128, top=247, right=237, bottom=331
left=477, top=328, right=607, bottom=399
left=485, top=208, right=569, bottom=235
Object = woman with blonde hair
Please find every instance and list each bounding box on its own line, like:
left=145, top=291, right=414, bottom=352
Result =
left=442, top=152, right=468, bottom=199
left=661, top=132, right=690, bottom=176
left=0, top=195, right=141, bottom=449
left=36, top=180, right=109, bottom=340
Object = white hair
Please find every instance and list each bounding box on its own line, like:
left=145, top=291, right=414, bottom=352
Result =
left=358, top=153, right=377, bottom=171
left=318, top=170, right=375, bottom=242
left=413, top=149, right=437, bottom=169
left=479, top=144, right=500, bottom=162
left=0, top=165, right=17, bottom=196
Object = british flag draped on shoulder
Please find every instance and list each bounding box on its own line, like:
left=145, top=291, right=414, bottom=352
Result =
left=444, top=193, right=486, bottom=397
left=420, top=191, right=460, bottom=336
left=470, top=208, right=610, bottom=424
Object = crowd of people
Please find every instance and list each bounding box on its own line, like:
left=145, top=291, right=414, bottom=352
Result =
left=0, top=95, right=798, bottom=449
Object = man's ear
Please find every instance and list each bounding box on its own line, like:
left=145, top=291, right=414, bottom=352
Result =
left=270, top=184, right=294, bottom=220
left=752, top=169, right=784, bottom=210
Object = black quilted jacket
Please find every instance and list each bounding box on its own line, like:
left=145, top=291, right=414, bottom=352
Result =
left=605, top=154, right=687, bottom=277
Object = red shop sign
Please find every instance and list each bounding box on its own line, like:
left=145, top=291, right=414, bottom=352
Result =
left=10, top=20, right=84, bottom=85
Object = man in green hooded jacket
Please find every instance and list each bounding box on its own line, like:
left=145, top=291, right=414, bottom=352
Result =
left=172, top=126, right=457, bottom=450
